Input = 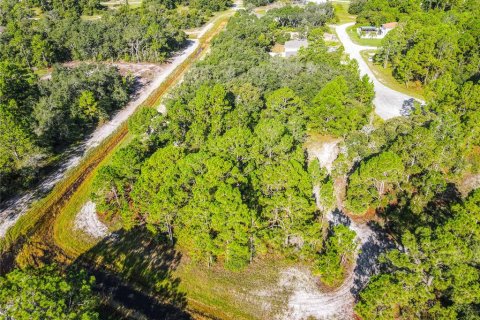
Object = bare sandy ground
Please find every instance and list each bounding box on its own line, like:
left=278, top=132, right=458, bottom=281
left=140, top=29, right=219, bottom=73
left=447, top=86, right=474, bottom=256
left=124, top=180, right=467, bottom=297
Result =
left=0, top=36, right=205, bottom=238
left=74, top=201, right=109, bottom=238
left=306, top=140, right=340, bottom=174
left=267, top=139, right=391, bottom=320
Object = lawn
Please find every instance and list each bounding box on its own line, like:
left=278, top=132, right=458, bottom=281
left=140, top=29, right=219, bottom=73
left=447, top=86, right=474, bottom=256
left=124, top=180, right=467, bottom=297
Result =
left=360, top=50, right=425, bottom=100
left=332, top=1, right=355, bottom=24
left=346, top=25, right=382, bottom=47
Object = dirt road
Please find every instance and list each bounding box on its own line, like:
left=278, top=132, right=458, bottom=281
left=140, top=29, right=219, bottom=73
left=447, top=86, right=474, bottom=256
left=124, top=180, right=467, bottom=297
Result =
left=0, top=18, right=218, bottom=238
left=335, top=22, right=421, bottom=120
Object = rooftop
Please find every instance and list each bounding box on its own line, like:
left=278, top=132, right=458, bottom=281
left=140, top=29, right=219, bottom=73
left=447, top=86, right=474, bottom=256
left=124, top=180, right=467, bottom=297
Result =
left=284, top=39, right=308, bottom=51
left=382, top=22, right=398, bottom=29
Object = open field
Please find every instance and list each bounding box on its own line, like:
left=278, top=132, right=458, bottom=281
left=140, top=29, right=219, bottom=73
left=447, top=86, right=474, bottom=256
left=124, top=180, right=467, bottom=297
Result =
left=360, top=50, right=425, bottom=100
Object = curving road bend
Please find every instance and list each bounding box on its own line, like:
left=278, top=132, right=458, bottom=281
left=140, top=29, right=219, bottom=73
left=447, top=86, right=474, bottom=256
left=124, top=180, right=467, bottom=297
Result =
left=335, top=22, right=421, bottom=120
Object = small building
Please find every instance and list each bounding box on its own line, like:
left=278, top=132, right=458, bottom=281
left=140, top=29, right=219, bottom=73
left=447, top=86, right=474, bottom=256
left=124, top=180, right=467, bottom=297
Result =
left=381, top=22, right=398, bottom=34
left=284, top=39, right=308, bottom=57
left=357, top=22, right=398, bottom=39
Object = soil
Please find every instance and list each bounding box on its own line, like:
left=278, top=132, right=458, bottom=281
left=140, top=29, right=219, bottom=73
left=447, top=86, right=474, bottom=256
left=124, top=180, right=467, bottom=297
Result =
left=74, top=201, right=109, bottom=238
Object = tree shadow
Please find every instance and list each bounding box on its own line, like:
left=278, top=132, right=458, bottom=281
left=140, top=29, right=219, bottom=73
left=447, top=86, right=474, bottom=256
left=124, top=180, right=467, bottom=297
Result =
left=350, top=222, right=394, bottom=297
left=72, top=226, right=191, bottom=320
left=381, top=182, right=462, bottom=235
left=328, top=209, right=395, bottom=298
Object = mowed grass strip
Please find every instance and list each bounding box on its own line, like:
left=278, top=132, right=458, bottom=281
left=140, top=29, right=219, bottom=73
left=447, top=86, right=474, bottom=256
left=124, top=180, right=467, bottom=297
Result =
left=52, top=11, right=233, bottom=258
left=360, top=50, right=425, bottom=100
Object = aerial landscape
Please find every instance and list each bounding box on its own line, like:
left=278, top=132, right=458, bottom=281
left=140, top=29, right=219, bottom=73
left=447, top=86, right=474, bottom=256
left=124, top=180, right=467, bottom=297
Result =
left=0, top=0, right=479, bottom=318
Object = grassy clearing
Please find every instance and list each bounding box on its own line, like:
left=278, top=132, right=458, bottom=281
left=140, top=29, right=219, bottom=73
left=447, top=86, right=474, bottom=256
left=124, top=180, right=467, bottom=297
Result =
left=100, top=0, right=142, bottom=10
left=346, top=25, right=382, bottom=47
left=360, top=50, right=425, bottom=100
left=332, top=1, right=355, bottom=24
left=81, top=15, right=102, bottom=21
left=77, top=226, right=294, bottom=320
left=176, top=256, right=292, bottom=320
left=53, top=136, right=132, bottom=258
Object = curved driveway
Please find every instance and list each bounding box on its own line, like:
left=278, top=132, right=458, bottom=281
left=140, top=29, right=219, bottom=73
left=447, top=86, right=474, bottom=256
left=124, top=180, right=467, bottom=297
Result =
left=336, top=22, right=419, bottom=120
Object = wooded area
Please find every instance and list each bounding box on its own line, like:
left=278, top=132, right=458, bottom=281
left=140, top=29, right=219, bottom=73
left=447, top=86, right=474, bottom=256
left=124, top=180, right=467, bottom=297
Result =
left=0, top=0, right=231, bottom=199
left=0, top=0, right=479, bottom=318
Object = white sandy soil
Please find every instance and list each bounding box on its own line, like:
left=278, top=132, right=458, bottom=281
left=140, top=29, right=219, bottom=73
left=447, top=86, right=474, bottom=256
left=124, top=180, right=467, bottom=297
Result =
left=74, top=201, right=109, bottom=238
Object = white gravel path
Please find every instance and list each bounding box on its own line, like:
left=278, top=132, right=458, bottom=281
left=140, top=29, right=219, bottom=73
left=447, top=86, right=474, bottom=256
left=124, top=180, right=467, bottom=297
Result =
left=74, top=201, right=109, bottom=238
left=278, top=267, right=355, bottom=320
left=0, top=28, right=210, bottom=237
left=335, top=22, right=421, bottom=120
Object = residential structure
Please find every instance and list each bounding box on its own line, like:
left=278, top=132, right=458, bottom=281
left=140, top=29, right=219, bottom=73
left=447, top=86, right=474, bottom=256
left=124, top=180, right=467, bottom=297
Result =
left=357, top=22, right=398, bottom=39
left=284, top=39, right=308, bottom=57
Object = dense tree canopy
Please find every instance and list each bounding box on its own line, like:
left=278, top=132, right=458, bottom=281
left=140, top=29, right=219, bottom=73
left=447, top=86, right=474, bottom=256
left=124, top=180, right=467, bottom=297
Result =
left=90, top=11, right=370, bottom=273
left=0, top=265, right=99, bottom=320
left=0, top=63, right=131, bottom=199
left=352, top=0, right=480, bottom=86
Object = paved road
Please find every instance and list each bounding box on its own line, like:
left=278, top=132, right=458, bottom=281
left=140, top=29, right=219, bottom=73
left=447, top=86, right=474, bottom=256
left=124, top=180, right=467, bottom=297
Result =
left=0, top=35, right=205, bottom=238
left=335, top=22, right=420, bottom=120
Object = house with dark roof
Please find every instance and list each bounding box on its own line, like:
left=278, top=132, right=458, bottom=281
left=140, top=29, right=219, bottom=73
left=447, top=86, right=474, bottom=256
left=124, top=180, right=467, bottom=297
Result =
left=357, top=22, right=398, bottom=39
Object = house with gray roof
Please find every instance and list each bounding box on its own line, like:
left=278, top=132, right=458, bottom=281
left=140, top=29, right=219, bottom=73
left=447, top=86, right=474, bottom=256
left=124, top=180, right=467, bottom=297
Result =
left=283, top=39, right=308, bottom=57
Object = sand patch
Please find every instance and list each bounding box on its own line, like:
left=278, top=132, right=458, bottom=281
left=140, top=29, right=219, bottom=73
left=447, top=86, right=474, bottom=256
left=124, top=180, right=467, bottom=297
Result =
left=74, top=201, right=109, bottom=238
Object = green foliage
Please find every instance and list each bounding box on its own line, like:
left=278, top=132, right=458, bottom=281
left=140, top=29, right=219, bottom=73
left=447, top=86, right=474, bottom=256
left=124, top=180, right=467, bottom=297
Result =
left=88, top=11, right=375, bottom=272
left=309, top=76, right=372, bottom=136
left=346, top=151, right=404, bottom=214
left=91, top=138, right=151, bottom=228
left=355, top=189, right=480, bottom=319
left=244, top=0, right=274, bottom=7
left=357, top=0, right=480, bottom=86
left=266, top=3, right=335, bottom=28
left=34, top=64, right=130, bottom=145
left=0, top=265, right=99, bottom=320
left=128, top=107, right=163, bottom=136
left=0, top=62, right=131, bottom=200
left=0, top=0, right=224, bottom=67
left=314, top=224, right=357, bottom=287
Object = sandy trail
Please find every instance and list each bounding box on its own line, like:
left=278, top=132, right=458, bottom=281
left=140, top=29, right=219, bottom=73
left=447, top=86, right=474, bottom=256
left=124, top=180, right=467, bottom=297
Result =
left=271, top=140, right=391, bottom=320
left=335, top=23, right=422, bottom=120
left=0, top=35, right=207, bottom=238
